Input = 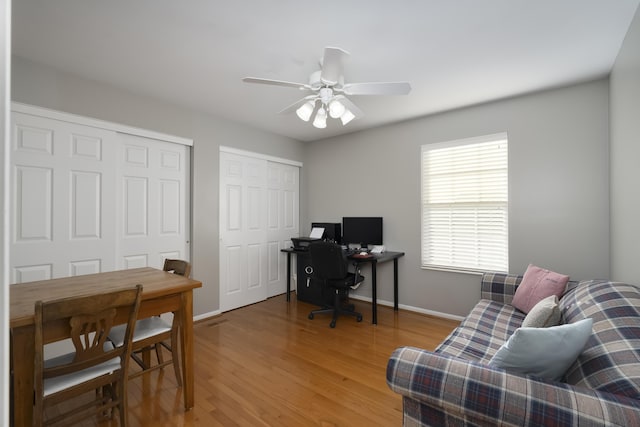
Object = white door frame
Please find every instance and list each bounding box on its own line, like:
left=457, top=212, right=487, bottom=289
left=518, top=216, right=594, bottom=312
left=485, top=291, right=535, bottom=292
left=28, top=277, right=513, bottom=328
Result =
left=1, top=8, right=11, bottom=424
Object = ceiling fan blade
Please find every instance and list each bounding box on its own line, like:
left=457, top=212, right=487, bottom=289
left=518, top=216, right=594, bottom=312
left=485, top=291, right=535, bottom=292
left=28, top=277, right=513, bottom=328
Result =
left=337, top=96, right=364, bottom=119
left=320, top=47, right=349, bottom=86
left=242, top=77, right=310, bottom=90
left=278, top=95, right=317, bottom=115
left=342, top=81, right=411, bottom=96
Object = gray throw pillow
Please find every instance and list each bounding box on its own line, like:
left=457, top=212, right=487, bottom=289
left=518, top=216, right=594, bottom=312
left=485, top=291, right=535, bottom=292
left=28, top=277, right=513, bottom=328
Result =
left=489, top=318, right=593, bottom=381
left=521, top=295, right=561, bottom=328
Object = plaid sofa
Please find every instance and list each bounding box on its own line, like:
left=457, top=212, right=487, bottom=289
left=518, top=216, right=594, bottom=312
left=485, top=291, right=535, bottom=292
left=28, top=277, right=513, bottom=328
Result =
left=386, top=272, right=640, bottom=426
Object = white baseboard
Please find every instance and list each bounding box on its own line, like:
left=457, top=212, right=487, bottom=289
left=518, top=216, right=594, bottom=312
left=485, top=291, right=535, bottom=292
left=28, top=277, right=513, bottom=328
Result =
left=349, top=295, right=465, bottom=322
left=194, top=310, right=221, bottom=322
left=193, top=297, right=465, bottom=324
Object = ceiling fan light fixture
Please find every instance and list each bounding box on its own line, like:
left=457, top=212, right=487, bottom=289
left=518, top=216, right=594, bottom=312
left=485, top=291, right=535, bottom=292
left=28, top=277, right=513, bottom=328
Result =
left=340, top=109, right=355, bottom=125
left=313, top=107, right=327, bottom=129
left=243, top=47, right=411, bottom=130
left=296, top=100, right=315, bottom=122
left=328, top=99, right=346, bottom=119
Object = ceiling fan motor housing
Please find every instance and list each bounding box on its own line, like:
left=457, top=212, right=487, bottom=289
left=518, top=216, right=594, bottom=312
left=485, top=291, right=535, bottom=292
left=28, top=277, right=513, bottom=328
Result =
left=319, top=87, right=334, bottom=105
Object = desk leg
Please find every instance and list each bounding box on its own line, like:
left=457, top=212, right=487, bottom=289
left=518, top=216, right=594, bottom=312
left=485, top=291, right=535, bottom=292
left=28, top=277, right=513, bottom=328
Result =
left=371, top=261, right=378, bottom=325
left=286, top=252, right=291, bottom=302
left=12, top=325, right=35, bottom=427
left=394, top=258, right=399, bottom=311
left=180, top=290, right=195, bottom=410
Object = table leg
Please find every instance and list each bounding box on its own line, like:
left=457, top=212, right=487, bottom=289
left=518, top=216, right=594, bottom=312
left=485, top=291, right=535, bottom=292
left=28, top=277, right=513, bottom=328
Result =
left=11, top=325, right=35, bottom=427
left=179, top=290, right=195, bottom=410
left=393, top=258, right=399, bottom=311
left=286, top=252, right=291, bottom=302
left=371, top=261, right=378, bottom=325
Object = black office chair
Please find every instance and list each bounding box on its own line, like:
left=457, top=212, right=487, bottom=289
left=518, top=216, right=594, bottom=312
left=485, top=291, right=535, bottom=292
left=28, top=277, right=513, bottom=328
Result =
left=307, top=241, right=364, bottom=328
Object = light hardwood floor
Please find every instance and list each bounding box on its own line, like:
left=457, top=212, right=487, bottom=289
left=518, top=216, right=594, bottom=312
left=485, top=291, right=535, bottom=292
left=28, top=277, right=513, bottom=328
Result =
left=71, top=293, right=458, bottom=426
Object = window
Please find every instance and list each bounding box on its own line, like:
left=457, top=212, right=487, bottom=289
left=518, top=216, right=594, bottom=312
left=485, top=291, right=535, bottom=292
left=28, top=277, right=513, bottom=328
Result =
left=421, top=133, right=508, bottom=272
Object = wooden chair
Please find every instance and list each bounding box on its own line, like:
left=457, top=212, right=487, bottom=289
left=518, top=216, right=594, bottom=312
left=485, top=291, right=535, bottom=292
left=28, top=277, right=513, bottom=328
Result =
left=33, top=285, right=142, bottom=427
left=109, top=259, right=190, bottom=385
left=163, top=258, right=191, bottom=278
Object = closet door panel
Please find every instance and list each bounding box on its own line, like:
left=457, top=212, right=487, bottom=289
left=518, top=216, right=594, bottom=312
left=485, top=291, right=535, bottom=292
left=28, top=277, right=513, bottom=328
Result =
left=123, top=176, right=149, bottom=237
left=219, top=152, right=268, bottom=311
left=14, top=165, right=52, bottom=241
left=117, top=133, right=189, bottom=270
left=159, top=179, right=181, bottom=234
left=70, top=170, right=102, bottom=239
left=10, top=113, right=117, bottom=282
left=265, top=162, right=299, bottom=297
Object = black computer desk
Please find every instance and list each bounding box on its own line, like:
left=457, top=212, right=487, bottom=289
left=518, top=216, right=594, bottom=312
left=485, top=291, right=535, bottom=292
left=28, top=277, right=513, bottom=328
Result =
left=281, top=248, right=405, bottom=324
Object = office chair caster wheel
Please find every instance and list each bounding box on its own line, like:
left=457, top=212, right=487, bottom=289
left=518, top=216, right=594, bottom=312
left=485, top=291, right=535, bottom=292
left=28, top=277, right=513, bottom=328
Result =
left=356, top=314, right=363, bottom=322
left=330, top=320, right=336, bottom=328
left=308, top=313, right=314, bottom=320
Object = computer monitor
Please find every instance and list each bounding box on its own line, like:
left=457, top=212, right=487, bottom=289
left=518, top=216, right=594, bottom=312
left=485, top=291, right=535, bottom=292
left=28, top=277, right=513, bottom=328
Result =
left=342, top=217, right=383, bottom=248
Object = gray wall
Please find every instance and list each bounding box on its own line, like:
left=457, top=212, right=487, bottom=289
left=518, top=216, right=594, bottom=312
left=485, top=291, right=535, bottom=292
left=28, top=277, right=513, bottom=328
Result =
left=11, top=56, right=306, bottom=317
left=305, top=80, right=610, bottom=317
left=12, top=56, right=618, bottom=320
left=610, top=6, right=640, bottom=284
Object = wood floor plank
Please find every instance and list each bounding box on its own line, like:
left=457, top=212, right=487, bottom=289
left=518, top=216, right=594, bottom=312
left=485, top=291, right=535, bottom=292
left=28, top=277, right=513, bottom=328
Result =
left=60, top=293, right=460, bottom=426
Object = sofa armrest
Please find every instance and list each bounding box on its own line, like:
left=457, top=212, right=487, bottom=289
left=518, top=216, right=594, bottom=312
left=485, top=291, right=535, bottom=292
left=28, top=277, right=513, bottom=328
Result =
left=387, top=346, right=640, bottom=426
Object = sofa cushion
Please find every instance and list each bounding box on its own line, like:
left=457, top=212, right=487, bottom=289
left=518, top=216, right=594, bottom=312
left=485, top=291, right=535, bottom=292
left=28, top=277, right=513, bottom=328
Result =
left=561, top=280, right=640, bottom=400
left=512, top=264, right=569, bottom=313
left=489, top=318, right=593, bottom=380
left=436, top=299, right=524, bottom=363
left=522, top=295, right=561, bottom=328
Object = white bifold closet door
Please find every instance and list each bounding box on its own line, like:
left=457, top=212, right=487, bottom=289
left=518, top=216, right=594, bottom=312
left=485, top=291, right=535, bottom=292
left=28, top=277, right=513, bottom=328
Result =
left=219, top=150, right=299, bottom=312
left=10, top=111, right=189, bottom=284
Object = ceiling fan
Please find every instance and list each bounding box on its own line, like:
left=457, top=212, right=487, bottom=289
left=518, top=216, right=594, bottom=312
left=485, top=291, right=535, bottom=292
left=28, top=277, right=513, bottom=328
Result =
left=242, top=47, right=411, bottom=129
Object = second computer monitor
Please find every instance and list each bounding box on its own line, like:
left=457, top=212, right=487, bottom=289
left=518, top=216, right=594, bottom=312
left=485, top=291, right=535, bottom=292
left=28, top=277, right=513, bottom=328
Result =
left=342, top=217, right=383, bottom=248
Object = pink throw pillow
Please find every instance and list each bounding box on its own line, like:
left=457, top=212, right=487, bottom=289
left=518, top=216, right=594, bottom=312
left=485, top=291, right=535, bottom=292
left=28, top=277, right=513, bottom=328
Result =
left=512, top=264, right=570, bottom=314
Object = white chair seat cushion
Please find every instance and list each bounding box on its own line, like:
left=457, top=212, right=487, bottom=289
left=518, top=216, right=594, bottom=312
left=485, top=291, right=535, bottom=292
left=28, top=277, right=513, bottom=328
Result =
left=44, top=342, right=120, bottom=396
left=108, top=316, right=172, bottom=347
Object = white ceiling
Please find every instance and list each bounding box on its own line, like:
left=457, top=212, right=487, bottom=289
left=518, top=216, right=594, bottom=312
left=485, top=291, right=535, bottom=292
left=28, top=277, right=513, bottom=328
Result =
left=12, top=0, right=640, bottom=142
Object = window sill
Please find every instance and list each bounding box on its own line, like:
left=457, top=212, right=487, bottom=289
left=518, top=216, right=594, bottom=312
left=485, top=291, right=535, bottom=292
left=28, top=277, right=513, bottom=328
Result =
left=421, top=265, right=504, bottom=276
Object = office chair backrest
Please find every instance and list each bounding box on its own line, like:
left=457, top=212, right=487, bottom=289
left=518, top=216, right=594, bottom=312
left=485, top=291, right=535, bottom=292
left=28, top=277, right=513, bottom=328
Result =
left=309, top=242, right=348, bottom=280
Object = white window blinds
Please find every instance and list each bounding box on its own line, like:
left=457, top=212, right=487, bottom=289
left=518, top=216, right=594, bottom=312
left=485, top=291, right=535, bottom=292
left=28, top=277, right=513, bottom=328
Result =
left=421, top=134, right=508, bottom=272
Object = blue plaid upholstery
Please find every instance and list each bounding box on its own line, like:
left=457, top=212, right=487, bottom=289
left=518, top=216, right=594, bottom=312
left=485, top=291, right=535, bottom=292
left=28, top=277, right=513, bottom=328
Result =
left=387, top=273, right=640, bottom=426
left=480, top=272, right=522, bottom=304
left=388, top=347, right=640, bottom=427
left=436, top=299, right=524, bottom=363
left=561, top=280, right=640, bottom=400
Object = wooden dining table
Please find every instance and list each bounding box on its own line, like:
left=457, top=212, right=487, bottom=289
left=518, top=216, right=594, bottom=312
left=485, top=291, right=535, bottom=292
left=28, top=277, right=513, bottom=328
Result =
left=9, top=267, right=202, bottom=427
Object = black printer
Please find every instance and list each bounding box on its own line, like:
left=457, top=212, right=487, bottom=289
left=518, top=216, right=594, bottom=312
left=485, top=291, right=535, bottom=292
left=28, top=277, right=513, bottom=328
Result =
left=291, top=237, right=320, bottom=251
